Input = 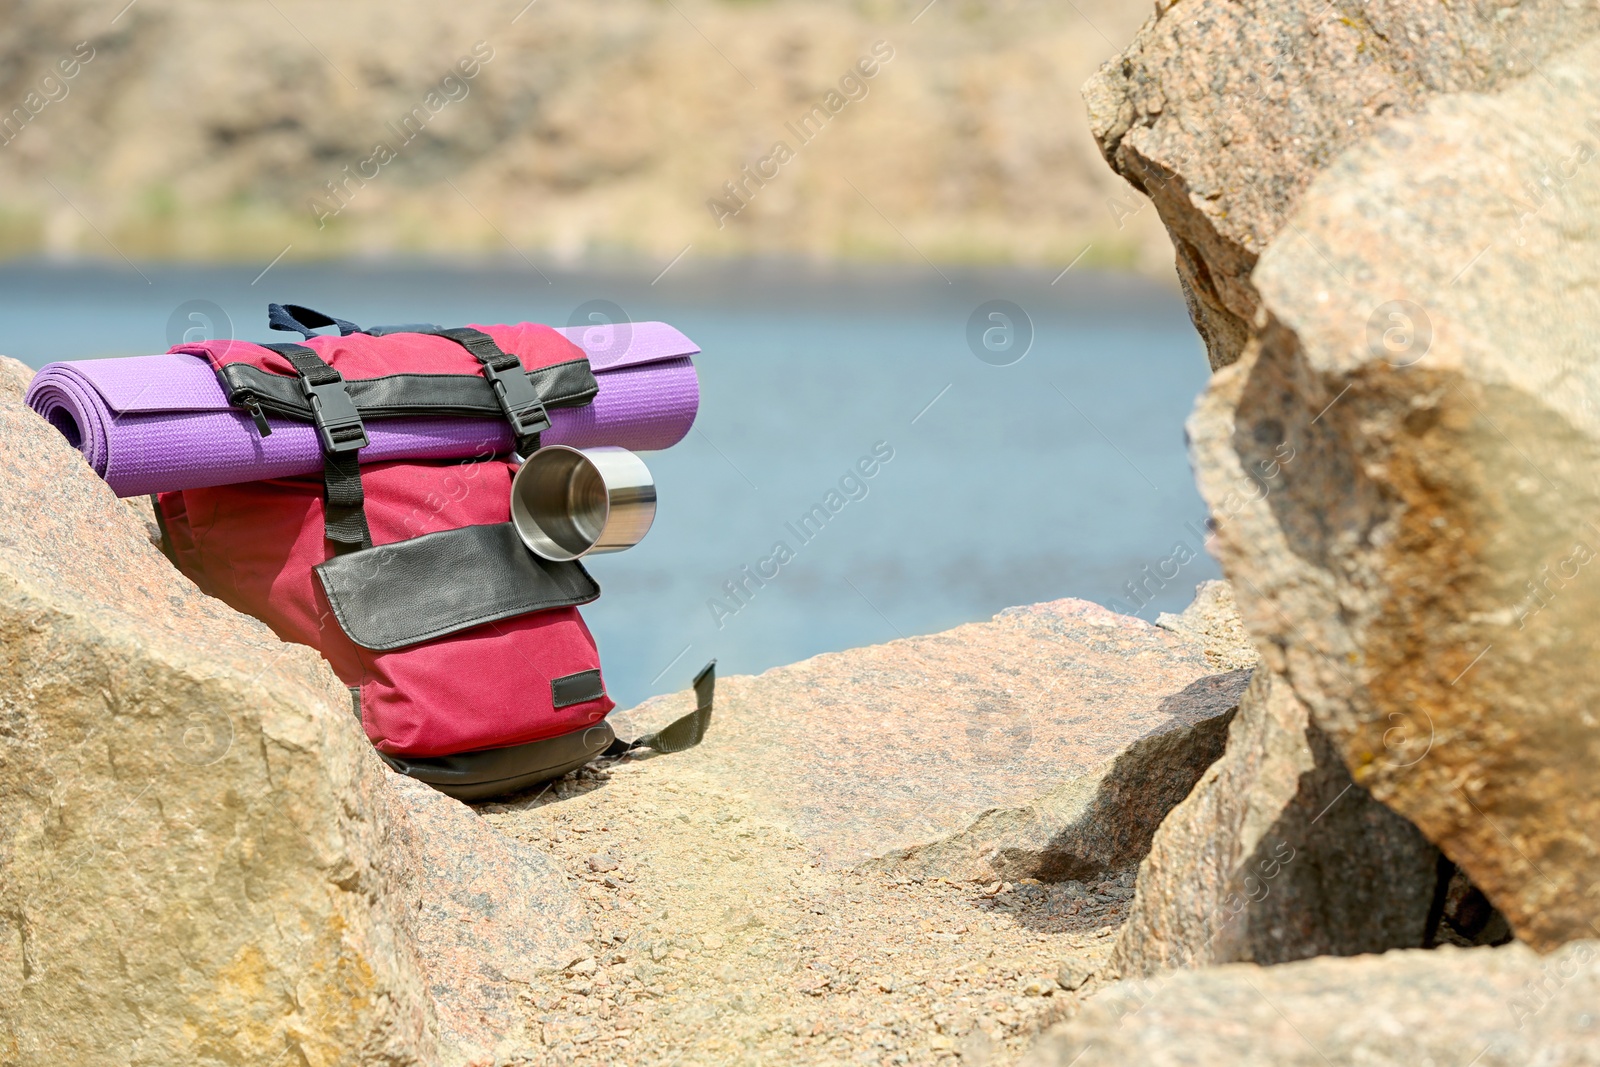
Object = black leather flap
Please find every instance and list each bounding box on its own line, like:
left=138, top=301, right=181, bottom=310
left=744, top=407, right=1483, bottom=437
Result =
left=315, top=522, right=599, bottom=651
left=218, top=358, right=599, bottom=422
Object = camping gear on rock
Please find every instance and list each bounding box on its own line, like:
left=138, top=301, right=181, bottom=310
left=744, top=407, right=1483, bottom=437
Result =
left=511, top=444, right=658, bottom=561
left=23, top=319, right=699, bottom=497
left=34, top=303, right=710, bottom=800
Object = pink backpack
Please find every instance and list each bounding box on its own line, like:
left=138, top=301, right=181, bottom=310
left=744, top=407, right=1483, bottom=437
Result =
left=154, top=305, right=712, bottom=799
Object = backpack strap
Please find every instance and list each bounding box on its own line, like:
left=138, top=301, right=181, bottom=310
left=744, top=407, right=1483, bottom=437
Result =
left=604, top=659, right=716, bottom=758
left=261, top=341, right=372, bottom=553
left=268, top=303, right=366, bottom=339
left=401, top=325, right=552, bottom=457
left=262, top=308, right=560, bottom=457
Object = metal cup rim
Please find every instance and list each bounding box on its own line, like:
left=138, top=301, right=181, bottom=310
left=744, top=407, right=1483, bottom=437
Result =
left=511, top=445, right=656, bottom=561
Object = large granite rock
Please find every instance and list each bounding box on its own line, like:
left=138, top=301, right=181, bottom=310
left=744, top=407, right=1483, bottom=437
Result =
left=1084, top=0, right=1600, bottom=369
left=0, top=370, right=436, bottom=1063
left=1025, top=940, right=1600, bottom=1067
left=1112, top=669, right=1439, bottom=977
left=0, top=374, right=588, bottom=1063
left=1186, top=35, right=1600, bottom=949
left=387, top=773, right=591, bottom=1049
left=614, top=598, right=1250, bottom=882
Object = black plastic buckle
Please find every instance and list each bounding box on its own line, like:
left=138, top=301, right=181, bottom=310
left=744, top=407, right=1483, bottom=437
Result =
left=479, top=360, right=551, bottom=437
left=303, top=376, right=369, bottom=454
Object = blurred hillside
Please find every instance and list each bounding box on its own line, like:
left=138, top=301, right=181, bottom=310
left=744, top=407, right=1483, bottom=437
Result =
left=0, top=0, right=1169, bottom=270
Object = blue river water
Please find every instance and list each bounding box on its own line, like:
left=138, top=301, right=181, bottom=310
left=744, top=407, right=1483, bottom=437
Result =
left=0, top=257, right=1220, bottom=708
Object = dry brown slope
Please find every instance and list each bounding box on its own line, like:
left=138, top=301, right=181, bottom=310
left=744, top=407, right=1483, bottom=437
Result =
left=1, top=0, right=1169, bottom=269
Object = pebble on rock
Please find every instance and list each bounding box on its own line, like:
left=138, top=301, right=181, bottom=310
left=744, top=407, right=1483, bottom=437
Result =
left=1056, top=958, right=1094, bottom=991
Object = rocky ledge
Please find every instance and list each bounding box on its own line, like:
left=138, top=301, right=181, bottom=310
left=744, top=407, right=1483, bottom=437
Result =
left=1, top=349, right=1265, bottom=1064
left=0, top=358, right=587, bottom=1066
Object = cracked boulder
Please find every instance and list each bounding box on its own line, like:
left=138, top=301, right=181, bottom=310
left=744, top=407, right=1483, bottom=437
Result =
left=614, top=596, right=1251, bottom=883
left=1111, top=669, right=1440, bottom=977
left=1083, top=0, right=1600, bottom=370
left=1184, top=34, right=1600, bottom=949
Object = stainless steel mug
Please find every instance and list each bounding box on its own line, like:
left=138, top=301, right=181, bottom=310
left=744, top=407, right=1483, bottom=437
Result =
left=510, top=445, right=657, bottom=561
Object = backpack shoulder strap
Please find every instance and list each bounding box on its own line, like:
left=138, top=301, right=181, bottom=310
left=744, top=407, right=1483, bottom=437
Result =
left=261, top=341, right=372, bottom=553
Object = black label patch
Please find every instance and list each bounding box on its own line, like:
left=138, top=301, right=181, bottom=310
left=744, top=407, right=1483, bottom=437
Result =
left=551, top=669, right=606, bottom=709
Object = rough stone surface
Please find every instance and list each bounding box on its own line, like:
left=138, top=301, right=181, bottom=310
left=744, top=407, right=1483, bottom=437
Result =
left=1025, top=941, right=1600, bottom=1067
left=0, top=381, right=439, bottom=1064
left=386, top=772, right=591, bottom=1050
left=1436, top=861, right=1514, bottom=948
left=1111, top=669, right=1439, bottom=977
left=1084, top=0, right=1600, bottom=369
left=614, top=598, right=1248, bottom=881
left=1188, top=35, right=1600, bottom=950
left=482, top=755, right=1129, bottom=1065
left=121, top=494, right=166, bottom=551
left=1153, top=580, right=1256, bottom=671
left=0, top=389, right=590, bottom=1064
left=0, top=356, right=31, bottom=403
left=868, top=669, right=1250, bottom=883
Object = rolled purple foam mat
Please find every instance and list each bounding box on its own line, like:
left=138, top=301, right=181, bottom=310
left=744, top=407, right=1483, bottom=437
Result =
left=25, top=322, right=699, bottom=497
